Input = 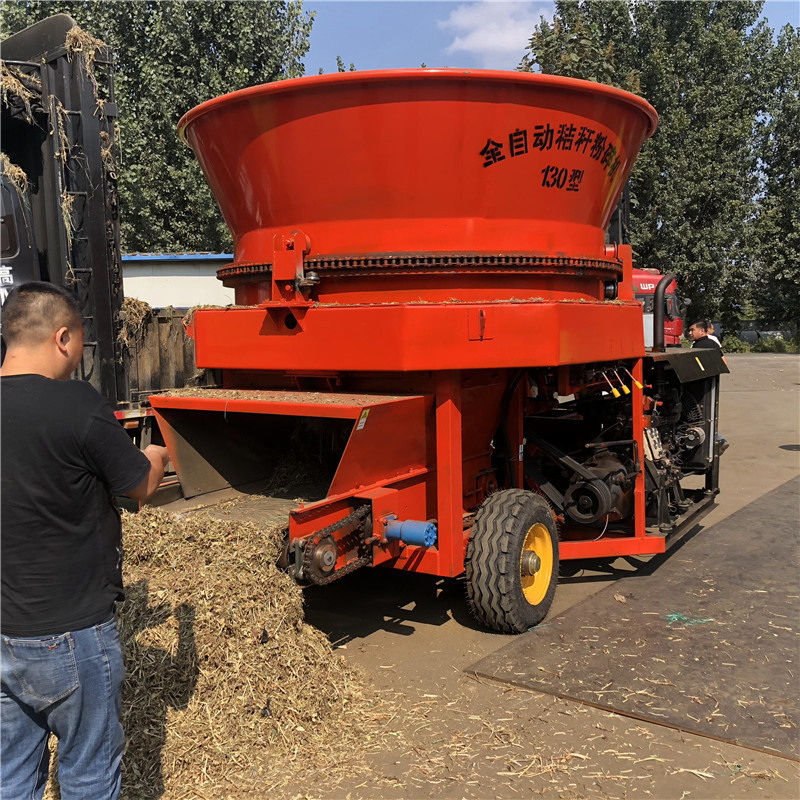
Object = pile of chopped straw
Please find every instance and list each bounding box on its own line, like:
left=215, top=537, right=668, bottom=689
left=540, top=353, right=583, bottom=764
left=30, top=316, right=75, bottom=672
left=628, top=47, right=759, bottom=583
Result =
left=47, top=506, right=390, bottom=799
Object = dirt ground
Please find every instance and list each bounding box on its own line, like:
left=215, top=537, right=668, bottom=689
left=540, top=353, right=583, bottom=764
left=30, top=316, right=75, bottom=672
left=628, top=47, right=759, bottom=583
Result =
left=284, top=353, right=800, bottom=800
left=152, top=354, right=799, bottom=799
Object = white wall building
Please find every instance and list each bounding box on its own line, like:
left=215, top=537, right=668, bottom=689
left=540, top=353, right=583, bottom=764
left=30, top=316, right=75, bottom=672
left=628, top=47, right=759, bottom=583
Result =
left=122, top=253, right=235, bottom=307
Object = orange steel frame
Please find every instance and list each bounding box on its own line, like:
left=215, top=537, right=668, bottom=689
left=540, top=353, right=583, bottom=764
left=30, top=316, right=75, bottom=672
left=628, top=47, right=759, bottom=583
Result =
left=151, top=253, right=669, bottom=579
left=153, top=70, right=668, bottom=581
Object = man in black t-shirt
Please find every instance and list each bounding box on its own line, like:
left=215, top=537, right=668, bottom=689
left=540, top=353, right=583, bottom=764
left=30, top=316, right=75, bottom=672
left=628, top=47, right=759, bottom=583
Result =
left=1, top=282, right=170, bottom=800
left=688, top=319, right=725, bottom=354
left=687, top=319, right=729, bottom=453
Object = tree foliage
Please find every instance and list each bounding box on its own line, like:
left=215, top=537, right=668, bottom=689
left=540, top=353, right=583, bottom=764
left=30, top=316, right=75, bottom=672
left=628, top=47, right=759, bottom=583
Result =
left=519, top=4, right=639, bottom=92
left=752, top=25, right=799, bottom=325
left=1, top=1, right=313, bottom=252
left=335, top=55, right=356, bottom=72
left=521, top=1, right=797, bottom=327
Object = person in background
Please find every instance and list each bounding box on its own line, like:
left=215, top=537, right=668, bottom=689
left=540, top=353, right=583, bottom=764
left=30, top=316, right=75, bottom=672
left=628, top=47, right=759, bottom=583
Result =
left=707, top=322, right=721, bottom=346
left=686, top=319, right=729, bottom=454
left=687, top=320, right=728, bottom=364
left=1, top=282, right=170, bottom=800
left=687, top=319, right=720, bottom=349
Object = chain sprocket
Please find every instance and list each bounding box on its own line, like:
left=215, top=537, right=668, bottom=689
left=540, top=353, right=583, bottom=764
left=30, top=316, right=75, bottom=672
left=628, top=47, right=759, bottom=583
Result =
left=301, top=504, right=372, bottom=585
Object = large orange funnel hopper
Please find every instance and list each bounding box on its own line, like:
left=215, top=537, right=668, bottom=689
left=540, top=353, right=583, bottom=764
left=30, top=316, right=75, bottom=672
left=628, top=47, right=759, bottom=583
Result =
left=180, top=70, right=657, bottom=270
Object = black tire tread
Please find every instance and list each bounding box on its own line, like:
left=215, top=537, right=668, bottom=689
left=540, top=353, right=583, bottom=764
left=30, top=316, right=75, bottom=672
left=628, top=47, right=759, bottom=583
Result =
left=465, top=489, right=559, bottom=633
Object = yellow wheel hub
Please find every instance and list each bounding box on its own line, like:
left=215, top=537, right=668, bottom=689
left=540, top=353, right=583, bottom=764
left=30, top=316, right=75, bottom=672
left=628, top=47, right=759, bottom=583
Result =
left=520, top=522, right=553, bottom=605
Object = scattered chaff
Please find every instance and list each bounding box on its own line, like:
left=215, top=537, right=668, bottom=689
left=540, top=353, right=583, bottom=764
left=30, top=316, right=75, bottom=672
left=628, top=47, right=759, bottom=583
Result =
left=60, top=191, right=75, bottom=237
left=0, top=152, right=28, bottom=197
left=65, top=26, right=105, bottom=95
left=117, top=297, right=154, bottom=349
left=59, top=189, right=77, bottom=284
left=49, top=96, right=71, bottom=165
left=182, top=304, right=236, bottom=330
left=99, top=130, right=117, bottom=178
left=1, top=60, right=42, bottom=123
left=65, top=25, right=106, bottom=64
left=671, top=767, right=716, bottom=780
left=497, top=749, right=582, bottom=779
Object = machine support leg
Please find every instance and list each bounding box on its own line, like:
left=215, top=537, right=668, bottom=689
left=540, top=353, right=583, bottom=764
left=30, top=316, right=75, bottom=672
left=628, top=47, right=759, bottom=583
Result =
left=435, top=370, right=464, bottom=577
left=509, top=378, right=525, bottom=489
left=632, top=358, right=647, bottom=538
left=706, top=375, right=721, bottom=494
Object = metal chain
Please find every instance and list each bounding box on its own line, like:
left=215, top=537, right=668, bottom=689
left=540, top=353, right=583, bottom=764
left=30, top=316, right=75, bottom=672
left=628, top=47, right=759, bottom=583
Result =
left=311, top=551, right=373, bottom=586
left=301, top=504, right=372, bottom=585
left=218, top=253, right=619, bottom=280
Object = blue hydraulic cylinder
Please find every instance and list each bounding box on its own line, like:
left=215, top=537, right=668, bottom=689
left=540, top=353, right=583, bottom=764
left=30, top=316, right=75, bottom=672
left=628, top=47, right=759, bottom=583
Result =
left=384, top=518, right=438, bottom=548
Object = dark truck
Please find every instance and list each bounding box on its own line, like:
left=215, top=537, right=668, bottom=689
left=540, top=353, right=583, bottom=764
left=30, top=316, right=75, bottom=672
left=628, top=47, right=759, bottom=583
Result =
left=1, top=14, right=206, bottom=450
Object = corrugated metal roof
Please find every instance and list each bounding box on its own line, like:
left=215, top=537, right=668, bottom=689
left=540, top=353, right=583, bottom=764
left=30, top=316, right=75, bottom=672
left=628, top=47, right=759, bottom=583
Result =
left=122, top=252, right=233, bottom=261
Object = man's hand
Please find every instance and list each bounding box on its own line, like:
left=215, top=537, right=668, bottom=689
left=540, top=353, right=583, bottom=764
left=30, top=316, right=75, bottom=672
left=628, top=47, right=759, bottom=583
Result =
left=126, top=445, right=171, bottom=501
left=144, top=444, right=171, bottom=469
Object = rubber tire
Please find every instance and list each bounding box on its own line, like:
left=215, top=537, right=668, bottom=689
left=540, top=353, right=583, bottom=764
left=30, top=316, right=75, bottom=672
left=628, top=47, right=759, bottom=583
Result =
left=465, top=489, right=559, bottom=634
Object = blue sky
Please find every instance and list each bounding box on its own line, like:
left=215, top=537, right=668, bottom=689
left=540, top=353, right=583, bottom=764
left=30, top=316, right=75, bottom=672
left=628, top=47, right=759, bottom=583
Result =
left=300, top=0, right=799, bottom=73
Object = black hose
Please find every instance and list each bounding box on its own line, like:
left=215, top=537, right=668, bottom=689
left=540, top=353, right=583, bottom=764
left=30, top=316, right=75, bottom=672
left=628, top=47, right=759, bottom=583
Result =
left=652, top=272, right=676, bottom=353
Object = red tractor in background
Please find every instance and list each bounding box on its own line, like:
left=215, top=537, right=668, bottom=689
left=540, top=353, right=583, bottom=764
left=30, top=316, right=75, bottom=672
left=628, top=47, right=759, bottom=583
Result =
left=147, top=69, right=727, bottom=634
left=605, top=184, right=686, bottom=347
left=633, top=268, right=684, bottom=346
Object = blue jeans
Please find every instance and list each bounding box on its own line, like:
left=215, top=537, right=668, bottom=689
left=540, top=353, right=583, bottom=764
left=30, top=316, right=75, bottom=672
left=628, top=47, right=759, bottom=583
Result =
left=1, top=618, right=124, bottom=800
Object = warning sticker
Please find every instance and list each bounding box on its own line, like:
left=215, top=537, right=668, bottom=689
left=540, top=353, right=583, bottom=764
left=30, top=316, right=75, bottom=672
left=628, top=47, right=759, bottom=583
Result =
left=356, top=409, right=370, bottom=431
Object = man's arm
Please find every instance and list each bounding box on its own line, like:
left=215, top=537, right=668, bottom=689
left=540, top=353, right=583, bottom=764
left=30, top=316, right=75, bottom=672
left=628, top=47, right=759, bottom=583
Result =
left=125, top=445, right=171, bottom=501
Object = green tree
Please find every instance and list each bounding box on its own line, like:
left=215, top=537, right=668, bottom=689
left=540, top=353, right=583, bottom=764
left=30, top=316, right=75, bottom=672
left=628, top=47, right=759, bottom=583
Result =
left=1, top=1, right=313, bottom=252
left=519, top=4, right=639, bottom=91
left=335, top=55, right=356, bottom=72
left=752, top=24, right=799, bottom=326
left=521, top=1, right=778, bottom=328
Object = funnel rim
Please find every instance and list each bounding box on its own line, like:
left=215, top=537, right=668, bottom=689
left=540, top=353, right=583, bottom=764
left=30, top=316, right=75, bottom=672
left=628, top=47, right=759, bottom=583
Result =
left=177, top=68, right=658, bottom=144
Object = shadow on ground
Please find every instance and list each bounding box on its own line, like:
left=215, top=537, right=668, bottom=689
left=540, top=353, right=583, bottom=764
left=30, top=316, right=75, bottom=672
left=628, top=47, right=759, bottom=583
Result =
left=302, top=520, right=711, bottom=646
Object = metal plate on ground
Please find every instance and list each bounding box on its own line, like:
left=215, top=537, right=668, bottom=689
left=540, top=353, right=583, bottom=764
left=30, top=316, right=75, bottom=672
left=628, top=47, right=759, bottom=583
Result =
left=468, top=476, right=800, bottom=760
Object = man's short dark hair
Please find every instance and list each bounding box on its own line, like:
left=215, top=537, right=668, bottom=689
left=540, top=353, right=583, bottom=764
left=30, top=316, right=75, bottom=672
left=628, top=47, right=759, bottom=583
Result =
left=2, top=282, right=83, bottom=347
left=690, top=320, right=710, bottom=332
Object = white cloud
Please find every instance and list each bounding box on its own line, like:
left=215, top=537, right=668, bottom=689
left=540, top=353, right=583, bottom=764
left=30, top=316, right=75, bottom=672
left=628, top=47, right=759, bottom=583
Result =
left=439, top=1, right=554, bottom=70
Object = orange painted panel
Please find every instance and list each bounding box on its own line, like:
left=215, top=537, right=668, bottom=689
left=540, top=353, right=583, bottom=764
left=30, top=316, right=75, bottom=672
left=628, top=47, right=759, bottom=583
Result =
left=180, top=70, right=657, bottom=267
left=189, top=301, right=646, bottom=372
